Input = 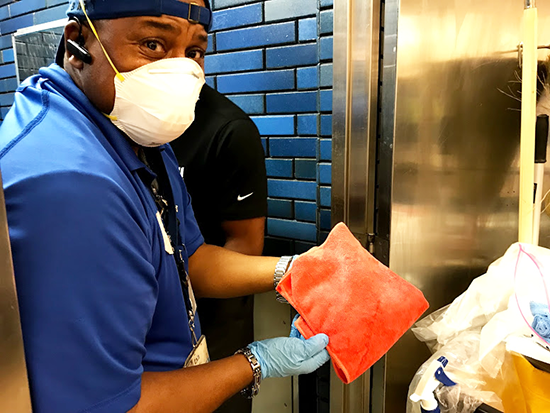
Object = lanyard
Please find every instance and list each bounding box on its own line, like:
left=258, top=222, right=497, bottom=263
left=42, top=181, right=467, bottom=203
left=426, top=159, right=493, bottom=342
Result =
left=140, top=148, right=200, bottom=347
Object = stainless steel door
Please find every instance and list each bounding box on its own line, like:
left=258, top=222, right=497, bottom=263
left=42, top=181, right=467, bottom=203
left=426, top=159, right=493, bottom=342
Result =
left=0, top=171, right=32, bottom=412
left=333, top=0, right=550, bottom=411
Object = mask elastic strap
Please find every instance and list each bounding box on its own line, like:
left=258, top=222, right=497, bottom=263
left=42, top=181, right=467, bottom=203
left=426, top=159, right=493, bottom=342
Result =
left=78, top=0, right=125, bottom=82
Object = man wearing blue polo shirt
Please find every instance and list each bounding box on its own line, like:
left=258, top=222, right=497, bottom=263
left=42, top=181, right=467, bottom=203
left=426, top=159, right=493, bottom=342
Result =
left=0, top=1, right=330, bottom=412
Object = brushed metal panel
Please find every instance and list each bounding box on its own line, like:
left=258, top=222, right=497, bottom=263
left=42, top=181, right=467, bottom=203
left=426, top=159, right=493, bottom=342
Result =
left=384, top=1, right=550, bottom=412
left=0, top=171, right=32, bottom=413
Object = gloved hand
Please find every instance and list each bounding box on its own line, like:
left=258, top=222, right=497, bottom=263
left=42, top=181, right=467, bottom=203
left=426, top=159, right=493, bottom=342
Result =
left=248, top=315, right=330, bottom=379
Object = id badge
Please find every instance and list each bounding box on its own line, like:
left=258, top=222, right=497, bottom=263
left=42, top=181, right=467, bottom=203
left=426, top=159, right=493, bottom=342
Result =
left=184, top=335, right=210, bottom=367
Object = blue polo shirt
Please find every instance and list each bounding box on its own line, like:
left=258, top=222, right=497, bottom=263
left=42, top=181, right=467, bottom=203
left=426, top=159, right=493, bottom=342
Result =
left=0, top=64, right=205, bottom=413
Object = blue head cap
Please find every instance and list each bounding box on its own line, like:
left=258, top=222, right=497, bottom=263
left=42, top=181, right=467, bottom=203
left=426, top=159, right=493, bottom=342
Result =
left=67, top=0, right=212, bottom=32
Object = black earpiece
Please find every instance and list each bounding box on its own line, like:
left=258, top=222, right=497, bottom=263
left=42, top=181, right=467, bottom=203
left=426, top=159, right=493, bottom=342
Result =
left=67, top=38, right=92, bottom=64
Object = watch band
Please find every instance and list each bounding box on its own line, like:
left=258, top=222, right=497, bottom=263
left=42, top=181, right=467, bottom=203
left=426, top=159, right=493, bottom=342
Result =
left=235, top=347, right=262, bottom=398
left=274, top=255, right=293, bottom=303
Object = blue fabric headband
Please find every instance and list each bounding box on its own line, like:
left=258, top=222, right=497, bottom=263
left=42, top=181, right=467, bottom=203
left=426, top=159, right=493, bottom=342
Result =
left=67, top=0, right=213, bottom=32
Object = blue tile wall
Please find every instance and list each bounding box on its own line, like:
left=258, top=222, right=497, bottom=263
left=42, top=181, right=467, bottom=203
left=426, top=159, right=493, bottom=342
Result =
left=217, top=69, right=295, bottom=93
left=299, top=18, right=317, bottom=41
left=294, top=159, right=317, bottom=179
left=294, top=201, right=316, bottom=222
left=226, top=93, right=265, bottom=114
left=216, top=22, right=296, bottom=51
left=297, top=114, right=318, bottom=135
left=212, top=3, right=262, bottom=31
left=268, top=179, right=317, bottom=201
left=205, top=49, right=263, bottom=74
left=264, top=0, right=317, bottom=22
left=266, top=43, right=318, bottom=68
left=268, top=199, right=293, bottom=218
left=0, top=0, right=334, bottom=251
left=297, top=66, right=319, bottom=90
left=251, top=115, right=294, bottom=135
left=267, top=218, right=317, bottom=242
left=266, top=158, right=293, bottom=178
left=266, top=91, right=317, bottom=113
left=269, top=138, right=317, bottom=158
left=319, top=163, right=331, bottom=184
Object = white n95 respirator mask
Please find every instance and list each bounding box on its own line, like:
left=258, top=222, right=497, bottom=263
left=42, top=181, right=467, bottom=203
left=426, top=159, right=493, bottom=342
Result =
left=108, top=58, right=205, bottom=147
left=78, top=0, right=205, bottom=147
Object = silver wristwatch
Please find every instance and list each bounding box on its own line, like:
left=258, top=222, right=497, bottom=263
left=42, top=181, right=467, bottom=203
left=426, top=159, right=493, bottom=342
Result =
left=274, top=255, right=293, bottom=303
left=235, top=347, right=262, bottom=398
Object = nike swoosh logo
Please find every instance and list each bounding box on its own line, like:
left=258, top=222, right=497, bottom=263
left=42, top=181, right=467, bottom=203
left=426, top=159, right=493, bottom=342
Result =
left=237, top=192, right=254, bottom=201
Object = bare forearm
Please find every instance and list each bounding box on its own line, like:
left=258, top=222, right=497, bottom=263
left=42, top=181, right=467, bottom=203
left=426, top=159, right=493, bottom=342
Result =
left=224, top=236, right=263, bottom=256
left=128, top=355, right=252, bottom=413
left=189, top=244, right=279, bottom=298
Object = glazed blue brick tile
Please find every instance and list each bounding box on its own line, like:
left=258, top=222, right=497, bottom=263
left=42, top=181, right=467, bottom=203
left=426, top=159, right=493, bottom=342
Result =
left=0, top=5, right=9, bottom=21
left=265, top=0, right=316, bottom=22
left=265, top=158, right=293, bottom=177
left=319, top=230, right=329, bottom=243
left=1, top=106, right=10, bottom=119
left=320, top=138, right=331, bottom=161
left=214, top=0, right=253, bottom=10
left=320, top=63, right=333, bottom=87
left=226, top=94, right=265, bottom=114
left=0, top=92, right=13, bottom=106
left=320, top=186, right=331, bottom=207
left=0, top=63, right=15, bottom=79
left=268, top=199, right=293, bottom=218
left=266, top=91, right=317, bottom=114
left=299, top=18, right=317, bottom=41
left=320, top=89, right=332, bottom=112
left=295, top=240, right=316, bottom=253
left=294, top=201, right=316, bottom=222
left=320, top=0, right=333, bottom=7
left=319, top=163, right=331, bottom=184
left=295, top=159, right=317, bottom=180
left=212, top=3, right=262, bottom=31
left=216, top=22, right=295, bottom=51
left=205, top=49, right=263, bottom=74
left=321, top=114, right=332, bottom=136
left=266, top=43, right=318, bottom=69
left=297, top=114, right=318, bottom=135
left=261, top=138, right=268, bottom=154
left=320, top=10, right=333, bottom=34
left=0, top=13, right=33, bottom=34
left=0, top=35, right=12, bottom=50
left=320, top=209, right=331, bottom=230
left=217, top=69, right=294, bottom=93
left=34, top=4, right=67, bottom=24
left=46, top=0, right=66, bottom=6
left=270, top=138, right=317, bottom=158
left=297, top=66, right=318, bottom=90
left=268, top=179, right=317, bottom=201
left=267, top=218, right=316, bottom=242
left=320, top=36, right=333, bottom=61
left=2, top=77, right=17, bottom=92
left=251, top=115, right=294, bottom=135
left=10, top=0, right=44, bottom=17
left=205, top=76, right=216, bottom=89
left=2, top=48, right=13, bottom=63
left=206, top=34, right=215, bottom=53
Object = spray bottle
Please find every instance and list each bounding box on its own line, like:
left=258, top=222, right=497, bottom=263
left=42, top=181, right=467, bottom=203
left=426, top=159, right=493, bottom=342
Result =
left=410, top=356, right=456, bottom=413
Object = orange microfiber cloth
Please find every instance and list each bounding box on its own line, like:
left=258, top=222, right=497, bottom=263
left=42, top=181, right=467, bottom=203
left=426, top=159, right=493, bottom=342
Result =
left=277, top=222, right=429, bottom=384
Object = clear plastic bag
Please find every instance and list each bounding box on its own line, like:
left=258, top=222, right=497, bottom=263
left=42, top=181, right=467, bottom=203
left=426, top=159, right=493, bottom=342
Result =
left=408, top=242, right=550, bottom=413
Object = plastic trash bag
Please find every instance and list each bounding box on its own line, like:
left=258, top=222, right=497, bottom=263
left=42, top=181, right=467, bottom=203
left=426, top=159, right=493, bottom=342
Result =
left=408, top=242, right=550, bottom=413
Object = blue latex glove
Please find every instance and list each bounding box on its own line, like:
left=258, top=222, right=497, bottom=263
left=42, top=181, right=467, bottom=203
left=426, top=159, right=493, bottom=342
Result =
left=248, top=315, right=330, bottom=379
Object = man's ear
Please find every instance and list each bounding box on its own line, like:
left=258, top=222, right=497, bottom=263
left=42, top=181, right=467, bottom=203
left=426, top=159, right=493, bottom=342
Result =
left=64, top=20, right=91, bottom=69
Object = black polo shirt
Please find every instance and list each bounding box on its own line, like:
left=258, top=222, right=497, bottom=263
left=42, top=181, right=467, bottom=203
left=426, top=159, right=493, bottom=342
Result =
left=171, top=85, right=267, bottom=247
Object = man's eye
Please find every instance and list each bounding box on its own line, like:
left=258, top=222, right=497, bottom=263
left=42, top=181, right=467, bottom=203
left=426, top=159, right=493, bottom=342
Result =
left=146, top=40, right=162, bottom=51
left=187, top=49, right=205, bottom=60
